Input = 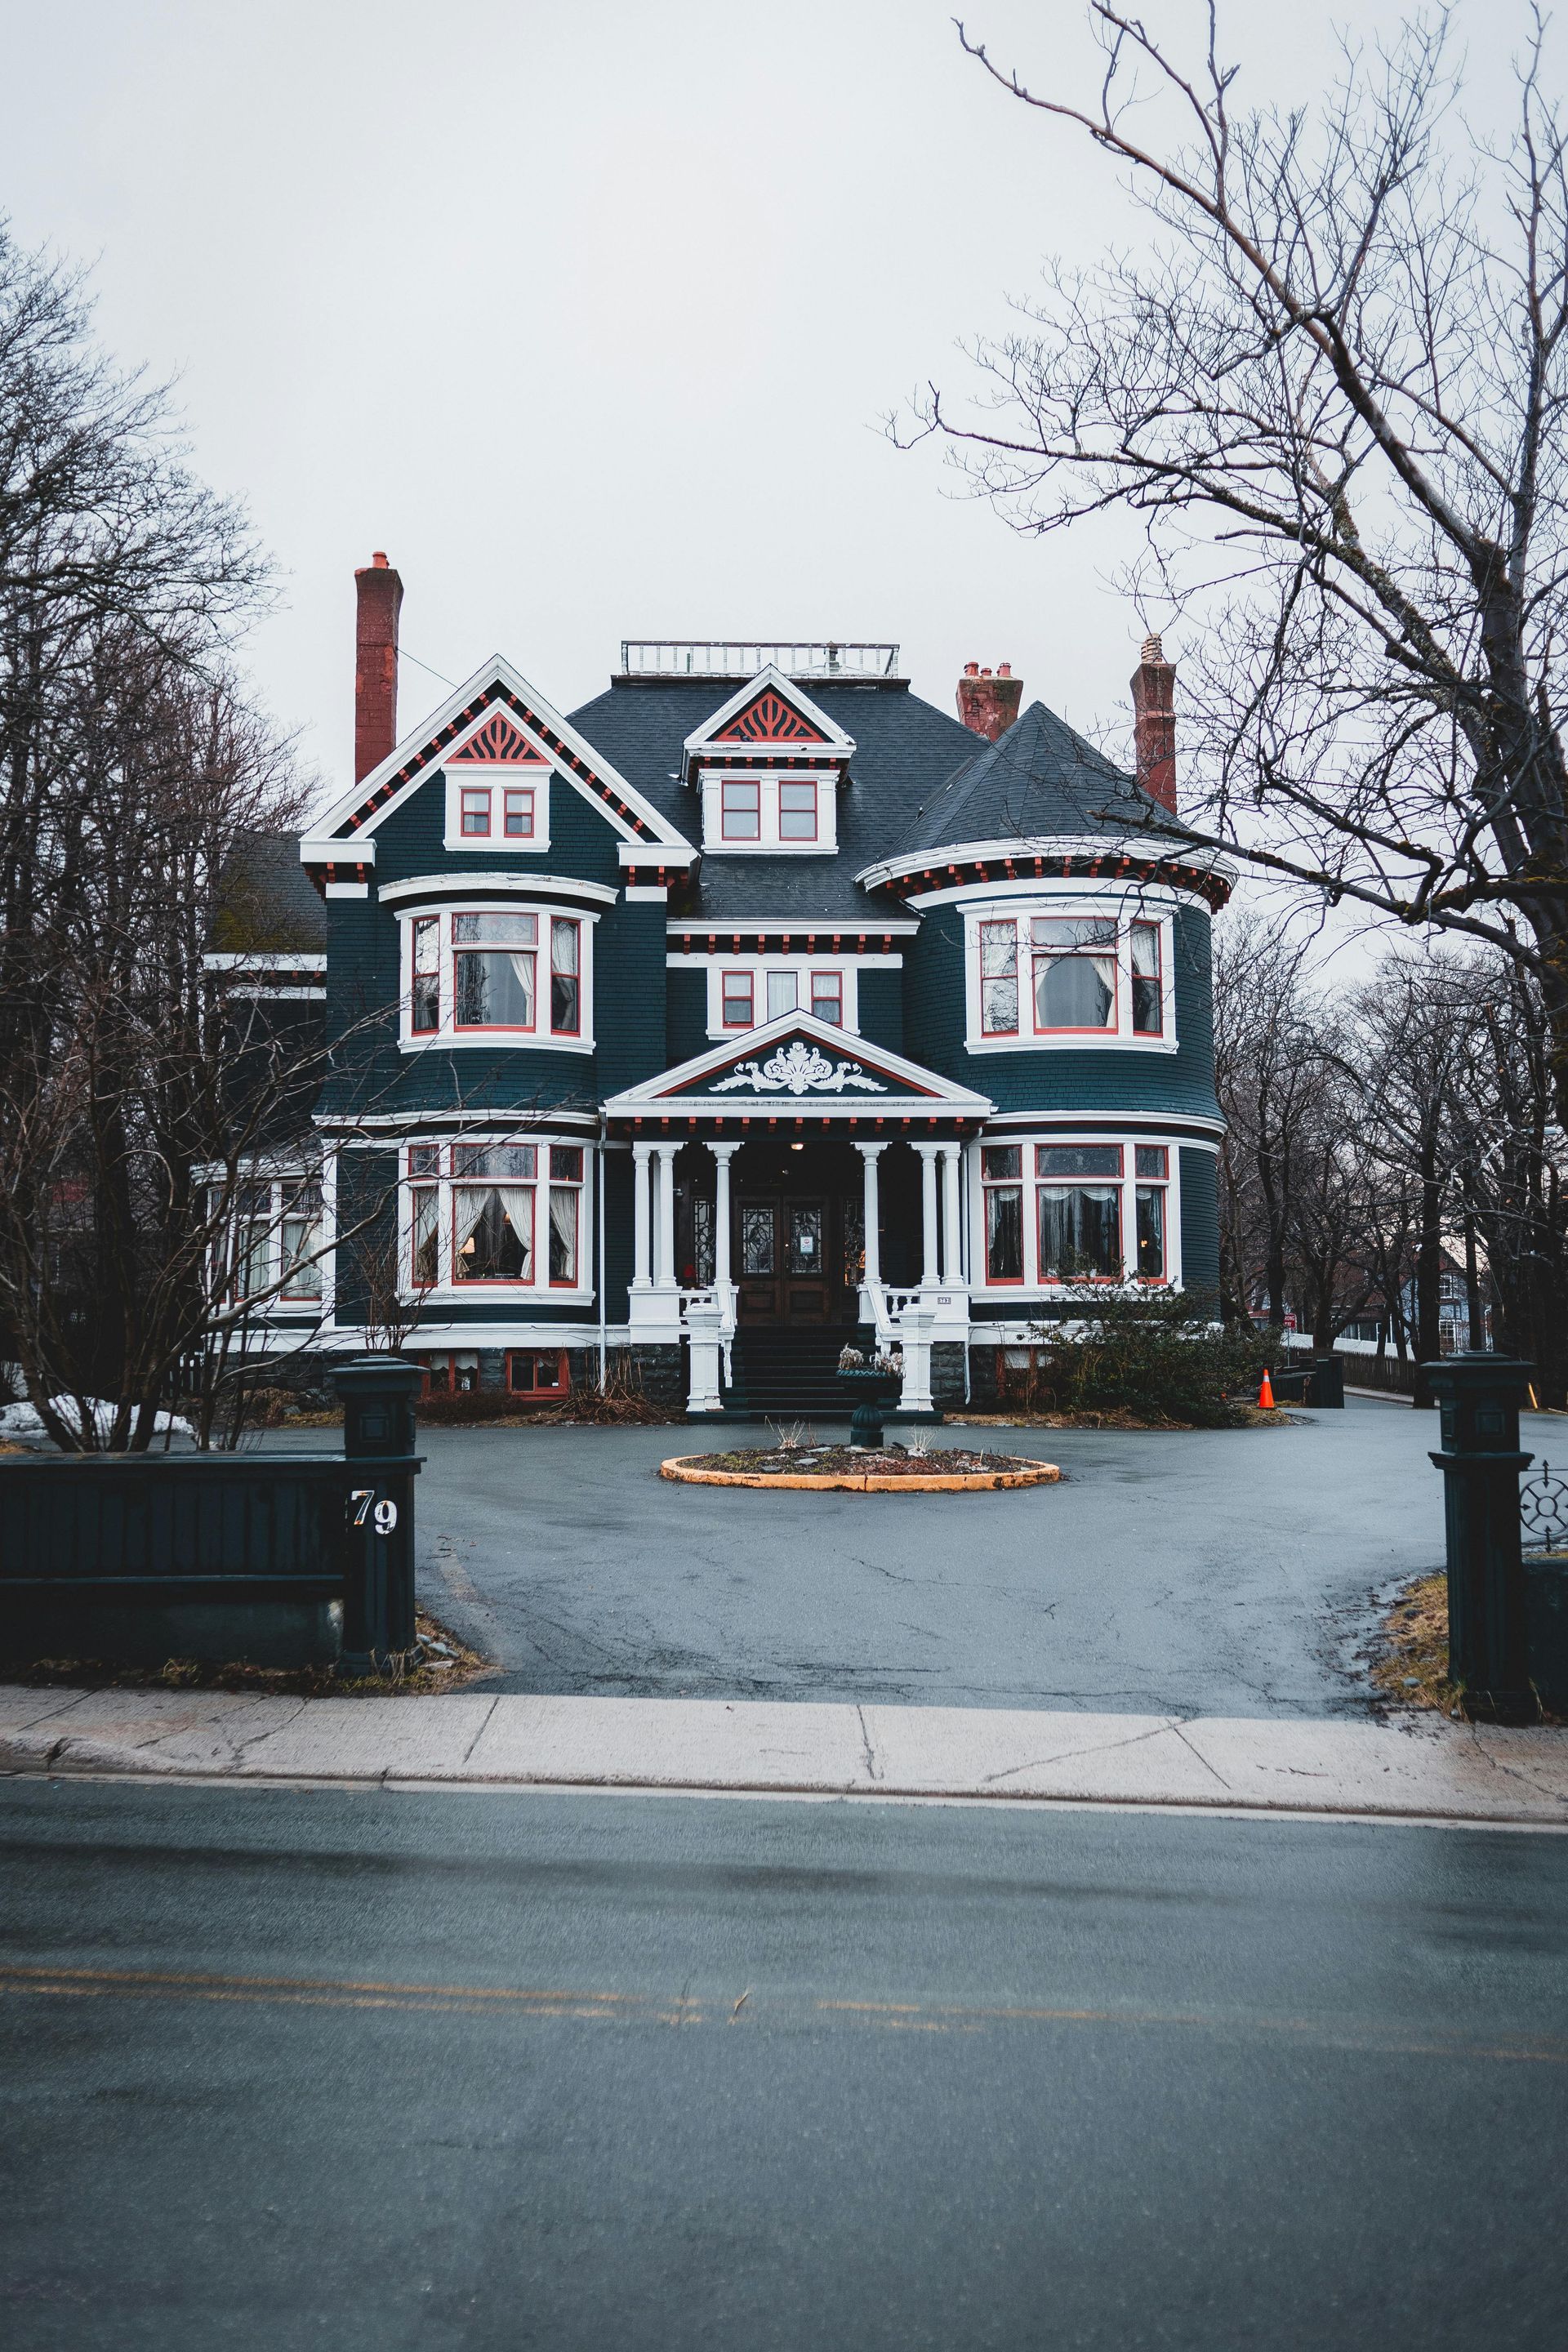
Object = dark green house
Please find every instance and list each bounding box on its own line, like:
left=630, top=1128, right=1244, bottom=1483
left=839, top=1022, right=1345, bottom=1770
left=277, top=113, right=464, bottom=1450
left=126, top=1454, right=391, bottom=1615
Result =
left=274, top=559, right=1231, bottom=1412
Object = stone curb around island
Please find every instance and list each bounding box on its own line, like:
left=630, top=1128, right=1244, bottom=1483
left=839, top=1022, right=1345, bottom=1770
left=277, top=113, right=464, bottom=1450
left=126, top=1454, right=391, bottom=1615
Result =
left=658, top=1455, right=1062, bottom=1493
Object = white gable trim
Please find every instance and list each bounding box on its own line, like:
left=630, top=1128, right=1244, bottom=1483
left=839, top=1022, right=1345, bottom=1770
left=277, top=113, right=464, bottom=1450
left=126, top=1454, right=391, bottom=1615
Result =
left=682, top=665, right=856, bottom=768
left=303, top=655, right=696, bottom=858
left=603, top=1011, right=994, bottom=1120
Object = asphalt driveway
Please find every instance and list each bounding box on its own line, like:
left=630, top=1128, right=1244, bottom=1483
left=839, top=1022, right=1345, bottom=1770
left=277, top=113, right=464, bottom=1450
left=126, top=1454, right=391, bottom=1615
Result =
left=394, top=1396, right=1560, bottom=1717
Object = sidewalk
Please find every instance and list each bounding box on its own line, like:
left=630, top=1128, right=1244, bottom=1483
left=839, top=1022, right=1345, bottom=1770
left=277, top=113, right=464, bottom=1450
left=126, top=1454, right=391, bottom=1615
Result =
left=3, top=1683, right=1567, bottom=1825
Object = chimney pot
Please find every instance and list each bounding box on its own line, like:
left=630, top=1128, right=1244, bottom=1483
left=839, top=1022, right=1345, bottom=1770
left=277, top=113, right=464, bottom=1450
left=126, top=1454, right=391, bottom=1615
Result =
left=354, top=552, right=403, bottom=784
left=956, top=659, right=1023, bottom=742
left=1131, top=631, right=1177, bottom=816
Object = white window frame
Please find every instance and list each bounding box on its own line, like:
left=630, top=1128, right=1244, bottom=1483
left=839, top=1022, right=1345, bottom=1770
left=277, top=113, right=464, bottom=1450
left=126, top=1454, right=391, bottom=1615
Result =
left=700, top=957, right=861, bottom=1037
left=397, top=904, right=597, bottom=1054
left=698, top=767, right=839, bottom=855
left=962, top=900, right=1178, bottom=1054
left=968, top=1134, right=1184, bottom=1294
left=220, top=1169, right=328, bottom=1314
left=443, top=763, right=552, bottom=854
left=399, top=1138, right=595, bottom=1303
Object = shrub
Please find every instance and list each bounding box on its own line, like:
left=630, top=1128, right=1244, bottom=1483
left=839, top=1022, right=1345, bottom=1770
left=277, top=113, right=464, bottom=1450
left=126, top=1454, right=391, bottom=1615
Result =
left=1026, top=1290, right=1271, bottom=1428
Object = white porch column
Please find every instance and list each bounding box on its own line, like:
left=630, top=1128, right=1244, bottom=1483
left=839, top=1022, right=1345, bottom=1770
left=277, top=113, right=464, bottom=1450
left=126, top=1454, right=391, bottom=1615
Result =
left=854, top=1142, right=887, bottom=1289
left=940, top=1143, right=962, bottom=1282
left=710, top=1142, right=738, bottom=1303
left=915, top=1143, right=941, bottom=1288
left=631, top=1143, right=653, bottom=1290
left=684, top=1299, right=723, bottom=1413
left=654, top=1141, right=679, bottom=1290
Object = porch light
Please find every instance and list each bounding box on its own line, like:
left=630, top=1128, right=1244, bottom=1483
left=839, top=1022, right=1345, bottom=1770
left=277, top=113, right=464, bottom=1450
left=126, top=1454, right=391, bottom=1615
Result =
left=790, top=1142, right=804, bottom=1152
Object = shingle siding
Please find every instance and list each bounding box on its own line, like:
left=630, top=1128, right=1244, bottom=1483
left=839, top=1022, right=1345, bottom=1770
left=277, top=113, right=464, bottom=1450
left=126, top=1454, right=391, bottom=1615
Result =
left=1179, top=1146, right=1221, bottom=1299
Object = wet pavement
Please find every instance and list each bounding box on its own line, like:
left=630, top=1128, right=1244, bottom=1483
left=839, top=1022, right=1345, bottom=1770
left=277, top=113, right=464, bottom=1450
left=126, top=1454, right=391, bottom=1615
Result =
left=4, top=1775, right=1566, bottom=2352
left=380, top=1396, right=1547, bottom=1716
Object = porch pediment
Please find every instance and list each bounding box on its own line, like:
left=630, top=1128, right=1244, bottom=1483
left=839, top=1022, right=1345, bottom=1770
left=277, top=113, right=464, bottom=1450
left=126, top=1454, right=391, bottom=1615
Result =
left=603, top=1013, right=994, bottom=1123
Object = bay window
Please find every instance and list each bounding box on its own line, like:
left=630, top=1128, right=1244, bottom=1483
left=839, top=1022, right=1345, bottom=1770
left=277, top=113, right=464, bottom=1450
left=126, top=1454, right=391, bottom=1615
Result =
left=405, top=1141, right=590, bottom=1292
left=969, top=909, right=1174, bottom=1047
left=403, top=906, right=590, bottom=1045
left=973, top=1137, right=1177, bottom=1287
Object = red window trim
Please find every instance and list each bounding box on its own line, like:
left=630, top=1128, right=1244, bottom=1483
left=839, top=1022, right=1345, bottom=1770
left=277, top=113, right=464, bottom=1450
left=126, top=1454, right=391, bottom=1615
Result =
left=808, top=969, right=843, bottom=1022
left=452, top=944, right=538, bottom=1036
left=778, top=778, right=818, bottom=842
left=503, top=786, right=536, bottom=838
left=549, top=916, right=582, bottom=1039
left=719, top=777, right=761, bottom=840
left=720, top=969, right=755, bottom=1027
left=459, top=785, right=492, bottom=837
left=1130, top=921, right=1164, bottom=1036
left=506, top=1348, right=570, bottom=1398
left=547, top=1178, right=581, bottom=1289
left=978, top=920, right=1020, bottom=1038
left=981, top=1174, right=1026, bottom=1286
left=1030, top=943, right=1120, bottom=1037
left=451, top=1183, right=535, bottom=1286
left=409, top=1183, right=439, bottom=1288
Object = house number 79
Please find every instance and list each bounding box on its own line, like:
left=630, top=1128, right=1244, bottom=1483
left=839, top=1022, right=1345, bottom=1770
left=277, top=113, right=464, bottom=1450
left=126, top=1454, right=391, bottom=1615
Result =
left=350, top=1490, right=399, bottom=1534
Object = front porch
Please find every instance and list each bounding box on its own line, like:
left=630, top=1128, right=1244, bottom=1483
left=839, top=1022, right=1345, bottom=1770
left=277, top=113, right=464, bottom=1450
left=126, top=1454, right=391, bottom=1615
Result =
left=602, top=1013, right=992, bottom=1413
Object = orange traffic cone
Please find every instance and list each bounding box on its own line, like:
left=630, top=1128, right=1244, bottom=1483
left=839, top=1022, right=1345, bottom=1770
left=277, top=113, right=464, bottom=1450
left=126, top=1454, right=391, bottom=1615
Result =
left=1258, top=1368, right=1276, bottom=1410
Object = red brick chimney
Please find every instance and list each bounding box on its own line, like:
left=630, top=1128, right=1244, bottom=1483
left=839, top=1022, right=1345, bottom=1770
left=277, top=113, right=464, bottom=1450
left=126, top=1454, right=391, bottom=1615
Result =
left=956, top=660, right=1022, bottom=742
left=354, top=551, right=403, bottom=784
left=1130, top=632, right=1177, bottom=814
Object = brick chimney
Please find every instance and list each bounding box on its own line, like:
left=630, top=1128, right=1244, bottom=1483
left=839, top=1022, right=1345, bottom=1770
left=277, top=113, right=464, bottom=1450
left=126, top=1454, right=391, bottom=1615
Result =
left=354, top=551, right=403, bottom=784
left=956, top=660, right=1022, bottom=742
left=1130, top=632, right=1177, bottom=814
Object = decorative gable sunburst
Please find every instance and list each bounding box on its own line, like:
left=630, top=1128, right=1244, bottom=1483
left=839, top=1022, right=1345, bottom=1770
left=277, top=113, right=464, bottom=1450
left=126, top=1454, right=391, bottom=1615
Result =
left=716, top=690, right=826, bottom=745
left=449, top=713, right=546, bottom=764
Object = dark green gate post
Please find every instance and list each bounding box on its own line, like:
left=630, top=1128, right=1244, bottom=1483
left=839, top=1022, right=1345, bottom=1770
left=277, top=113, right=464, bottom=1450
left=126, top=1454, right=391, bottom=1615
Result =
left=332, top=1356, right=425, bottom=1677
left=1425, top=1352, right=1535, bottom=1722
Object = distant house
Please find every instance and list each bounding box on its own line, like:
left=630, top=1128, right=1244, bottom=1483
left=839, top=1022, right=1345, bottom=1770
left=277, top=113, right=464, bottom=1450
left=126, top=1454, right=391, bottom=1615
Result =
left=227, top=559, right=1233, bottom=1414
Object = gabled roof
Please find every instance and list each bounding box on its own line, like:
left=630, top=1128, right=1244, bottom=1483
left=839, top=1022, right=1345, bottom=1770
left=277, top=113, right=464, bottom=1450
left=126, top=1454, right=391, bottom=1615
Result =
left=301, top=657, right=697, bottom=877
left=894, top=699, right=1177, bottom=860
left=569, top=677, right=979, bottom=920
left=681, top=666, right=856, bottom=776
left=602, top=1013, right=994, bottom=1122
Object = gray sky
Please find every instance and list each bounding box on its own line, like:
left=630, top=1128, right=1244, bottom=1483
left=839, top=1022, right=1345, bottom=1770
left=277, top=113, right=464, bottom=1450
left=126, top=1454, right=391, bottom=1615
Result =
left=2, top=0, right=1519, bottom=822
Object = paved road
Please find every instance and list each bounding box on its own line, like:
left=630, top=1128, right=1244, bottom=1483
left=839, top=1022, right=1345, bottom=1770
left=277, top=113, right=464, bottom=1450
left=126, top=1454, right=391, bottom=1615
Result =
left=389, top=1396, right=1557, bottom=1715
left=2, top=1775, right=1564, bottom=2350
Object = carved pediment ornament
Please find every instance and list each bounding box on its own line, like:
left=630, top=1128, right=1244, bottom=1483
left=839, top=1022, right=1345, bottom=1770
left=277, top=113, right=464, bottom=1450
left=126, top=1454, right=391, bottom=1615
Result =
left=710, top=1040, right=885, bottom=1097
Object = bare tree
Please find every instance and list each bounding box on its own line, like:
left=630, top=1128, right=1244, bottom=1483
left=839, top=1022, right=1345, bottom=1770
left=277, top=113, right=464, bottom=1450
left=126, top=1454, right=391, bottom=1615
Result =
left=908, top=6, right=1568, bottom=1119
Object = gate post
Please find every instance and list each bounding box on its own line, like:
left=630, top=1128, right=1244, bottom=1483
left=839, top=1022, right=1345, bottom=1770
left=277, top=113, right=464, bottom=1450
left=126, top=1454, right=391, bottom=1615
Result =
left=331, top=1356, right=425, bottom=1677
left=1425, top=1352, right=1535, bottom=1722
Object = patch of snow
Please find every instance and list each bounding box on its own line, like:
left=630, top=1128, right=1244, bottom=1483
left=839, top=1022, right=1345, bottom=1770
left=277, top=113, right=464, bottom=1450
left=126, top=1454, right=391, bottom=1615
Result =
left=0, top=1396, right=195, bottom=1443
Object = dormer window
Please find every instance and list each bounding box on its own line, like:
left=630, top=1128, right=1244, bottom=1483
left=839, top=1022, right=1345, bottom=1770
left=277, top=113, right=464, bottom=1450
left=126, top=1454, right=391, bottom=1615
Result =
left=721, top=778, right=760, bottom=840
left=779, top=779, right=817, bottom=840
left=443, top=741, right=550, bottom=852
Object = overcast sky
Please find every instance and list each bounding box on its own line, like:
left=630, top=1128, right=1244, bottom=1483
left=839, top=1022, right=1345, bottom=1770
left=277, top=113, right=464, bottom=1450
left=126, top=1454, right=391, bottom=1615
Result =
left=2, top=0, right=1527, bottom=834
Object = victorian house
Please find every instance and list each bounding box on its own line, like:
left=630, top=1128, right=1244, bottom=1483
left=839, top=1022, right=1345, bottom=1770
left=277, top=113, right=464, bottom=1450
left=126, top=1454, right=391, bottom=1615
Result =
left=247, top=556, right=1232, bottom=1416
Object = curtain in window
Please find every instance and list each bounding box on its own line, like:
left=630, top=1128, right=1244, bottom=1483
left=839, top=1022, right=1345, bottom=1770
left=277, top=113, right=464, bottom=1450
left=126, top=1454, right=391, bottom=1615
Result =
left=979, top=924, right=1018, bottom=1033
left=550, top=921, right=581, bottom=1033
left=411, top=1187, right=439, bottom=1285
left=549, top=1186, right=578, bottom=1283
left=496, top=1187, right=536, bottom=1276
left=986, top=1185, right=1023, bottom=1280
left=452, top=1188, right=491, bottom=1262
left=1037, top=1185, right=1121, bottom=1277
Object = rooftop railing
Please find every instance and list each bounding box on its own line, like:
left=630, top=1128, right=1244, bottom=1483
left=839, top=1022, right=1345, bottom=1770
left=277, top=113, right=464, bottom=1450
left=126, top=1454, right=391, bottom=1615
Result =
left=620, top=640, right=901, bottom=680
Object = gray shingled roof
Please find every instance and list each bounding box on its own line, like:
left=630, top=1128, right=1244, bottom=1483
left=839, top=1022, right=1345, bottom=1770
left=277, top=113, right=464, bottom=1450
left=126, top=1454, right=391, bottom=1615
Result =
left=893, top=700, right=1174, bottom=860
left=210, top=831, right=328, bottom=952
left=567, top=679, right=980, bottom=920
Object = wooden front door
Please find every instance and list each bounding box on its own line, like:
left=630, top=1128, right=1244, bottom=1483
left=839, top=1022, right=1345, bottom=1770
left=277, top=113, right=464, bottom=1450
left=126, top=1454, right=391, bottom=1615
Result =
left=736, top=1195, right=832, bottom=1324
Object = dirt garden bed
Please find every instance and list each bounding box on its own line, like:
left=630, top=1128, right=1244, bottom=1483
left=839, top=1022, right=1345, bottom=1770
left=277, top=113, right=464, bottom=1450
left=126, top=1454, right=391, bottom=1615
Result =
left=661, top=1445, right=1060, bottom=1493
left=7, top=1607, right=491, bottom=1698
